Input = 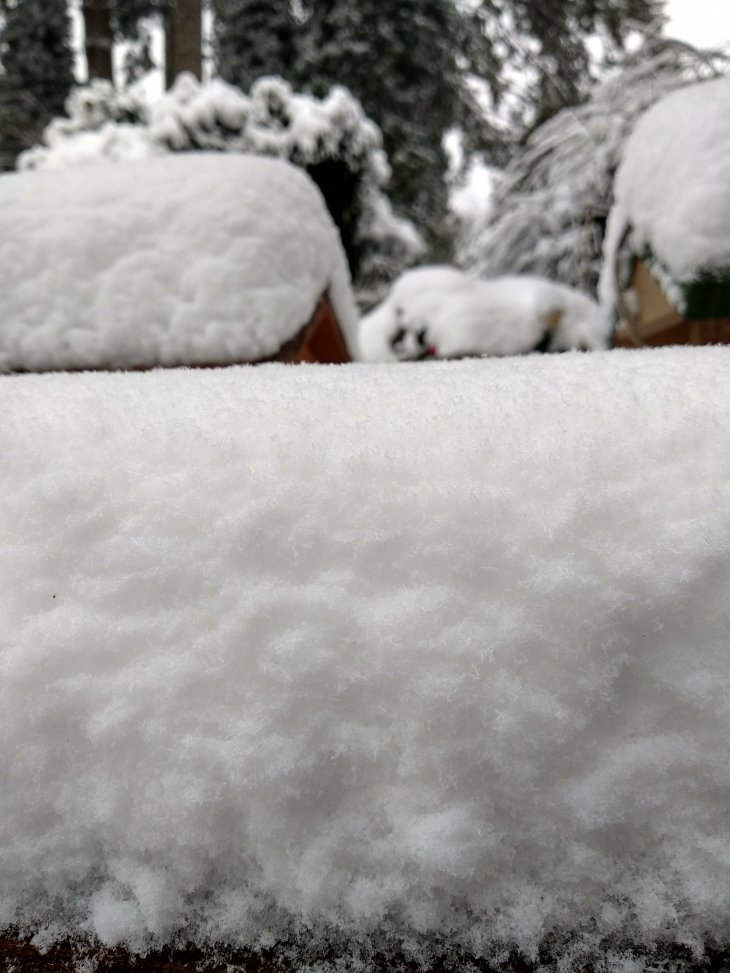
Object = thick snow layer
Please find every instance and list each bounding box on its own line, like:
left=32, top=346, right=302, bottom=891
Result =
left=359, top=265, right=610, bottom=362
left=18, top=75, right=423, bottom=294
left=0, top=153, right=358, bottom=371
left=2, top=349, right=730, bottom=969
left=601, top=77, right=730, bottom=310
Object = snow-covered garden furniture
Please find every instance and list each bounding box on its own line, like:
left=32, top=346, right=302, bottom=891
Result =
left=2, top=349, right=730, bottom=973
left=17, top=74, right=423, bottom=296
left=601, top=77, right=730, bottom=347
left=359, top=265, right=610, bottom=361
left=0, top=153, right=358, bottom=371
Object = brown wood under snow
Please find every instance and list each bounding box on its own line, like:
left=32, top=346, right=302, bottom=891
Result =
left=7, top=292, right=350, bottom=374
left=613, top=259, right=730, bottom=348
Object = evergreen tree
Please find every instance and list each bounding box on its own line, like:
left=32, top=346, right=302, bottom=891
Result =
left=460, top=38, right=728, bottom=297
left=0, top=0, right=74, bottom=165
left=294, top=0, right=464, bottom=258
left=470, top=0, right=666, bottom=136
left=211, top=0, right=296, bottom=94
left=209, top=0, right=663, bottom=262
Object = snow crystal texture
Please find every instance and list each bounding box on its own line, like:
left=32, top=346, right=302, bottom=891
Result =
left=601, top=76, right=730, bottom=309
left=0, top=153, right=358, bottom=371
left=1, top=349, right=730, bottom=968
left=359, top=265, right=610, bottom=361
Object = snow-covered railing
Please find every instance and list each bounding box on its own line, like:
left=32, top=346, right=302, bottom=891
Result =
left=2, top=349, right=730, bottom=972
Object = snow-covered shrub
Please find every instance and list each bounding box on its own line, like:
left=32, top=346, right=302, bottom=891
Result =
left=358, top=265, right=610, bottom=362
left=0, top=154, right=359, bottom=372
left=2, top=349, right=730, bottom=970
left=460, top=39, right=729, bottom=298
left=19, top=74, right=423, bottom=294
left=600, top=76, right=730, bottom=320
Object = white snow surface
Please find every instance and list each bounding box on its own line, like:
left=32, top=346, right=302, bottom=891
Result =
left=359, top=266, right=610, bottom=362
left=2, top=349, right=730, bottom=968
left=18, top=75, right=424, bottom=294
left=0, top=153, right=358, bottom=371
left=601, top=77, right=730, bottom=310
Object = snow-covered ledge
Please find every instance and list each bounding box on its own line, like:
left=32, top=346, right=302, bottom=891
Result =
left=1, top=349, right=729, bottom=971
left=0, top=154, right=359, bottom=371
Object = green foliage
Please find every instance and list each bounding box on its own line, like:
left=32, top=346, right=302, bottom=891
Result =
left=684, top=270, right=730, bottom=320
left=293, top=0, right=465, bottom=258
left=461, top=37, right=727, bottom=299
left=211, top=0, right=296, bottom=94
left=210, top=0, right=665, bottom=261
left=0, top=0, right=74, bottom=166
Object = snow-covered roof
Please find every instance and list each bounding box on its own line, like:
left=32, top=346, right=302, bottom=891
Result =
left=0, top=153, right=359, bottom=371
left=359, top=265, right=610, bottom=361
left=2, top=349, right=730, bottom=970
left=601, top=77, right=730, bottom=312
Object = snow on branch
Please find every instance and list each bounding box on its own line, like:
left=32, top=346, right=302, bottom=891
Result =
left=19, top=73, right=423, bottom=293
left=460, top=39, right=729, bottom=299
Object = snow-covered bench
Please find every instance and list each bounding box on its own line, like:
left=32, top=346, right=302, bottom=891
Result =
left=0, top=153, right=357, bottom=371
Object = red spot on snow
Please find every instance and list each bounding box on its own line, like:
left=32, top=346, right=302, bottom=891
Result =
left=427, top=345, right=438, bottom=357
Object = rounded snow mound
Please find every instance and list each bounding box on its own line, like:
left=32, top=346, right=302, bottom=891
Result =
left=359, top=265, right=610, bottom=362
left=601, top=76, right=730, bottom=309
left=1, top=349, right=730, bottom=969
left=0, top=153, right=358, bottom=371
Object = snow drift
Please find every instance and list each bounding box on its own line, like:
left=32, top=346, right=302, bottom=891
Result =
left=359, top=265, right=610, bottom=362
left=1, top=349, right=730, bottom=970
left=0, top=153, right=358, bottom=371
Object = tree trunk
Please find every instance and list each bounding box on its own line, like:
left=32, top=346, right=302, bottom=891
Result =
left=82, top=0, right=114, bottom=82
left=164, top=0, right=202, bottom=89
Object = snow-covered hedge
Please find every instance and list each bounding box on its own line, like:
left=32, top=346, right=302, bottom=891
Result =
left=460, top=41, right=729, bottom=298
left=18, top=74, right=423, bottom=294
left=600, top=76, right=730, bottom=318
left=0, top=154, right=358, bottom=371
left=2, top=349, right=730, bottom=971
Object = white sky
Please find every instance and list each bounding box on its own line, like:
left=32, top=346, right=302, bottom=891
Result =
left=664, top=0, right=730, bottom=47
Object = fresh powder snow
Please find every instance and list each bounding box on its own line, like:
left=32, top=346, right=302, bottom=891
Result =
left=1, top=349, right=730, bottom=970
left=359, top=265, right=611, bottom=362
left=601, top=76, right=730, bottom=313
left=0, top=153, right=359, bottom=371
left=18, top=74, right=423, bottom=295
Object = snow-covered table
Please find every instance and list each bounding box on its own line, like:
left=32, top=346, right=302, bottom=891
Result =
left=0, top=153, right=358, bottom=371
